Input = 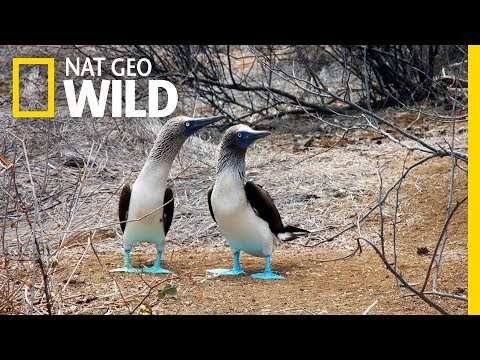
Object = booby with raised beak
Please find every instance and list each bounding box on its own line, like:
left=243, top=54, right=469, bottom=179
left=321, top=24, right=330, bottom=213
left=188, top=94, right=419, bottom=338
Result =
left=113, top=115, right=224, bottom=274
left=207, top=124, right=309, bottom=280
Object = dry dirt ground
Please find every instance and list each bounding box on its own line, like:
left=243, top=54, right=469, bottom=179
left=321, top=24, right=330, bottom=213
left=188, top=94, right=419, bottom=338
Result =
left=47, top=246, right=466, bottom=315
left=49, top=152, right=467, bottom=315
left=2, top=111, right=467, bottom=315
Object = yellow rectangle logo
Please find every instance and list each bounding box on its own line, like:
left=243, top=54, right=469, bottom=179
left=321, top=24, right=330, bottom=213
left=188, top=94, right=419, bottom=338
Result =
left=12, top=58, right=54, bottom=118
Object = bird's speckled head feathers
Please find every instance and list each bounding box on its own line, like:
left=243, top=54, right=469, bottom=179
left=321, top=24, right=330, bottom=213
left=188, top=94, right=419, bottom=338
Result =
left=220, top=124, right=271, bottom=151
left=147, top=115, right=223, bottom=164
left=159, top=116, right=196, bottom=139
left=217, top=124, right=271, bottom=176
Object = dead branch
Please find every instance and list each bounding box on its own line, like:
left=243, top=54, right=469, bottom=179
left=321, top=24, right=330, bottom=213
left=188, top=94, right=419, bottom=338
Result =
left=308, top=239, right=362, bottom=263
left=358, top=236, right=448, bottom=315
left=421, top=196, right=468, bottom=292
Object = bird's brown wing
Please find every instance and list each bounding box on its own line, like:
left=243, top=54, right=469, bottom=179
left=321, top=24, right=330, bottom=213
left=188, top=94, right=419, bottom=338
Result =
left=244, top=181, right=284, bottom=235
left=118, top=183, right=131, bottom=233
left=207, top=186, right=216, bottom=223
left=163, top=187, right=175, bottom=235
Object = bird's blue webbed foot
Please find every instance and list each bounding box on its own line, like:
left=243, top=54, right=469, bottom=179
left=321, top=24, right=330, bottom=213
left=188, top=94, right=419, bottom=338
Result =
left=207, top=268, right=246, bottom=276
left=142, top=251, right=170, bottom=274
left=251, top=255, right=285, bottom=280
left=111, top=249, right=138, bottom=272
left=110, top=266, right=142, bottom=273
left=111, top=250, right=170, bottom=274
left=206, top=251, right=246, bottom=276
left=251, top=271, right=284, bottom=280
left=142, top=266, right=171, bottom=274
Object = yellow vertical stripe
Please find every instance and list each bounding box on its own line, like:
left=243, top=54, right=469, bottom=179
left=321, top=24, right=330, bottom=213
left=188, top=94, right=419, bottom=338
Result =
left=469, top=45, right=479, bottom=314
left=11, top=58, right=54, bottom=118
left=12, top=59, right=20, bottom=117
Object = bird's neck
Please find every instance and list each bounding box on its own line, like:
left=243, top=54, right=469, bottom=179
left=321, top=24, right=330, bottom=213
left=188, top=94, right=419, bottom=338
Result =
left=138, top=160, right=172, bottom=188
left=216, top=147, right=246, bottom=184
left=147, top=130, right=187, bottom=164
left=138, top=131, right=187, bottom=183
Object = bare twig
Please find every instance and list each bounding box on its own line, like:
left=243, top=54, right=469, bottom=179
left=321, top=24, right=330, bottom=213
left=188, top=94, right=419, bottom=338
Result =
left=421, top=196, right=468, bottom=293
left=433, top=99, right=459, bottom=290
left=362, top=299, right=378, bottom=315
left=358, top=236, right=448, bottom=315
left=308, top=239, right=362, bottom=263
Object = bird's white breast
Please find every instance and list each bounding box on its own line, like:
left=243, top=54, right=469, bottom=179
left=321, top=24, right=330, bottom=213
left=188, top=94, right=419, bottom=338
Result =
left=211, top=171, right=277, bottom=257
left=123, top=163, right=170, bottom=250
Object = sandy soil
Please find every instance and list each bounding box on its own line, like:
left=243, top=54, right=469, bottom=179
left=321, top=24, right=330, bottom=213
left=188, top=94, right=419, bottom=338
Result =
left=45, top=245, right=466, bottom=315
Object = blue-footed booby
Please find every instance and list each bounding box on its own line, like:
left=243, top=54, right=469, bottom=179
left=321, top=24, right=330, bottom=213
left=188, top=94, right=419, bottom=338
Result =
left=206, top=124, right=309, bottom=280
left=112, top=115, right=224, bottom=274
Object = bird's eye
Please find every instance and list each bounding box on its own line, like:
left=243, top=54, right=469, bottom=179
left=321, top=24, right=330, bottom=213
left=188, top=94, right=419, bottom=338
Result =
left=237, top=133, right=242, bottom=138
left=185, top=122, right=190, bottom=127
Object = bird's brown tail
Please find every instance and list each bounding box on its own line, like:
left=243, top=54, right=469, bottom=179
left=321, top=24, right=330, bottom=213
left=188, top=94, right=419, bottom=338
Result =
left=279, top=226, right=310, bottom=242
left=283, top=225, right=310, bottom=234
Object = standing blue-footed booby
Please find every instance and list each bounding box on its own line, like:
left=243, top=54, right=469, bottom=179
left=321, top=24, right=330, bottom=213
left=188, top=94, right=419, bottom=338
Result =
left=206, top=124, right=309, bottom=280
left=112, top=115, right=224, bottom=274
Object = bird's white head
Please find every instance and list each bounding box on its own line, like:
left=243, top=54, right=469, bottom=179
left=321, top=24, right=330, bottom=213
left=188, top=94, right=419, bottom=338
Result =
left=221, top=124, right=271, bottom=150
left=148, top=115, right=224, bottom=164
left=161, top=115, right=225, bottom=139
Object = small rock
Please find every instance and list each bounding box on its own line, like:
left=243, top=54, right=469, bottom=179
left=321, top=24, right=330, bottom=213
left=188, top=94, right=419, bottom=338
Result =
left=416, top=247, right=430, bottom=256
left=62, top=156, right=96, bottom=168
left=454, top=287, right=466, bottom=295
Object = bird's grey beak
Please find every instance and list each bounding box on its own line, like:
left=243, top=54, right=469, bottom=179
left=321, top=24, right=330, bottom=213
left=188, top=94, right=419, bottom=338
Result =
left=189, top=115, right=225, bottom=131
left=248, top=130, right=271, bottom=141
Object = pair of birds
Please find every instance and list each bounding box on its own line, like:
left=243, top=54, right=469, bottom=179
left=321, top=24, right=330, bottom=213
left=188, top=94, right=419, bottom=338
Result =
left=112, top=115, right=308, bottom=280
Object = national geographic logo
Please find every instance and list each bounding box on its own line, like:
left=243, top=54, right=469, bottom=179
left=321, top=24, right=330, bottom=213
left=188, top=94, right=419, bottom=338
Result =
left=11, top=57, right=178, bottom=119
